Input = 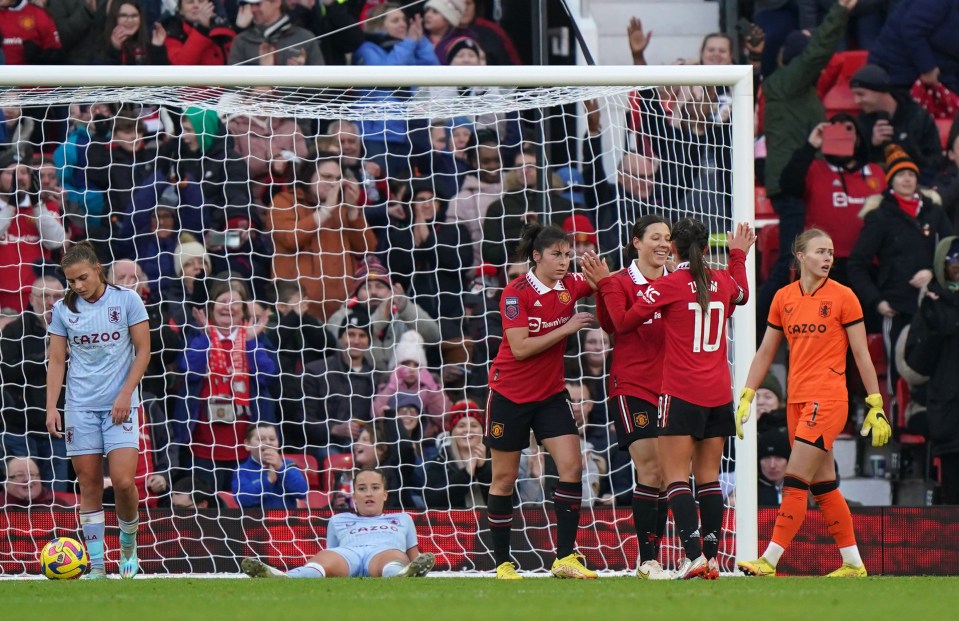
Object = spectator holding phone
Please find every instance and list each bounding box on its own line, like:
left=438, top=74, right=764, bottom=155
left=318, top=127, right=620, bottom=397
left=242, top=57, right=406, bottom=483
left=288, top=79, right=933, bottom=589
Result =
left=779, top=113, right=886, bottom=285
left=756, top=0, right=857, bottom=331
left=851, top=64, right=943, bottom=186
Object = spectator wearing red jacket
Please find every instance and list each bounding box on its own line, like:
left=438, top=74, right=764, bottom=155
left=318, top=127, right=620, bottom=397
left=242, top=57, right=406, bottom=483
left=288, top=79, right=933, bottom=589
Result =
left=779, top=112, right=886, bottom=285
left=457, top=0, right=519, bottom=65
left=162, top=0, right=236, bottom=65
left=0, top=0, right=62, bottom=64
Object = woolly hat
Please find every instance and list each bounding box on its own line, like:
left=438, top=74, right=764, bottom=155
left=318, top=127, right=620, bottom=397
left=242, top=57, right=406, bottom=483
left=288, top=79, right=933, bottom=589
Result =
left=173, top=240, right=208, bottom=277
left=425, top=0, right=465, bottom=27
left=883, top=143, right=920, bottom=184
left=352, top=258, right=393, bottom=295
left=758, top=372, right=784, bottom=403
left=758, top=428, right=790, bottom=460
left=339, top=303, right=372, bottom=337
left=780, top=30, right=810, bottom=66
left=562, top=214, right=598, bottom=246
left=850, top=64, right=892, bottom=93
left=393, top=330, right=427, bottom=367
left=183, top=107, right=220, bottom=152
left=390, top=392, right=423, bottom=413
left=446, top=35, right=482, bottom=64
left=446, top=399, right=484, bottom=432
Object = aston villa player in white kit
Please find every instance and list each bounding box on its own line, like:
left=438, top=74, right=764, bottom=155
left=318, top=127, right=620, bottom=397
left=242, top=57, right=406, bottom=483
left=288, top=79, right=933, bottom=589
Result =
left=46, top=242, right=152, bottom=579
left=486, top=223, right=597, bottom=580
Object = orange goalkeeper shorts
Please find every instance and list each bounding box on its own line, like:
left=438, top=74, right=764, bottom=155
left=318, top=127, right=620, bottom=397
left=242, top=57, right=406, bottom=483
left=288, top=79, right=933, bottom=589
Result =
left=786, top=400, right=848, bottom=451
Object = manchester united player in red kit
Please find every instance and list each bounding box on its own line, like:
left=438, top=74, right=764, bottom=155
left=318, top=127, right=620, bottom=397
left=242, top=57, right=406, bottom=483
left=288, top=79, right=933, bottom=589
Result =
left=589, top=218, right=755, bottom=579
left=582, top=215, right=673, bottom=580
left=486, top=223, right=597, bottom=580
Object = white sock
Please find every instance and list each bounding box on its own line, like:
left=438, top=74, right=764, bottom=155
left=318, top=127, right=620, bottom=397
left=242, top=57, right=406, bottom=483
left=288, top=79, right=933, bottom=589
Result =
left=381, top=561, right=406, bottom=578
left=286, top=562, right=325, bottom=578
left=762, top=542, right=785, bottom=567
left=839, top=545, right=863, bottom=567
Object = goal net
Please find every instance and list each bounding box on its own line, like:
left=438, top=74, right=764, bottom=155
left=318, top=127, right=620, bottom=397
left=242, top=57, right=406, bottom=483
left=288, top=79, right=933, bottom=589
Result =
left=0, top=65, right=755, bottom=576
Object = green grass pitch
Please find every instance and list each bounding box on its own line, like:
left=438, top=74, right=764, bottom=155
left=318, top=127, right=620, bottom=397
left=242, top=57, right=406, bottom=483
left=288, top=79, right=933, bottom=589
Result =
left=2, top=577, right=957, bottom=621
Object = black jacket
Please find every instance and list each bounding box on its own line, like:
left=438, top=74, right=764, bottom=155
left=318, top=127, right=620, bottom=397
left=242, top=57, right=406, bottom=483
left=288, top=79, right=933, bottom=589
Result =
left=423, top=440, right=492, bottom=509
left=302, top=352, right=374, bottom=450
left=906, top=235, right=959, bottom=456
left=848, top=191, right=954, bottom=315
left=0, top=312, right=63, bottom=433
left=383, top=204, right=474, bottom=320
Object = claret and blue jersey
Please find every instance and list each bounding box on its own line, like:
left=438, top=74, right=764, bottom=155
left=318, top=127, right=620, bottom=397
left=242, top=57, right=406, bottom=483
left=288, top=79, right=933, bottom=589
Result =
left=48, top=285, right=149, bottom=411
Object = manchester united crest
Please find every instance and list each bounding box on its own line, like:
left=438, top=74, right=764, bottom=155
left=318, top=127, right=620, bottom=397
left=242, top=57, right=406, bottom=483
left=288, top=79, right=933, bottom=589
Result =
left=819, top=301, right=832, bottom=318
left=634, top=412, right=649, bottom=428
left=491, top=422, right=505, bottom=438
left=558, top=290, right=571, bottom=305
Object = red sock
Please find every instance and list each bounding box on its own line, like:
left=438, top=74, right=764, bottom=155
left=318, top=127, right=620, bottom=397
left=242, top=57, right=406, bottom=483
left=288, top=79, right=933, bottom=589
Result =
left=812, top=480, right=856, bottom=549
left=771, top=476, right=810, bottom=549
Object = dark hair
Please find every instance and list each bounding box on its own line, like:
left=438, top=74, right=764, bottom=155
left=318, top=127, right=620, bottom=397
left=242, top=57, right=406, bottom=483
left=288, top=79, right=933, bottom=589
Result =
left=624, top=215, right=671, bottom=263
left=792, top=228, right=833, bottom=276
left=514, top=222, right=569, bottom=265
left=353, top=467, right=388, bottom=487
left=244, top=421, right=275, bottom=442
left=60, top=241, right=108, bottom=313
left=274, top=281, right=301, bottom=305
left=671, top=218, right=711, bottom=312
left=294, top=155, right=341, bottom=196
left=104, top=1, right=149, bottom=66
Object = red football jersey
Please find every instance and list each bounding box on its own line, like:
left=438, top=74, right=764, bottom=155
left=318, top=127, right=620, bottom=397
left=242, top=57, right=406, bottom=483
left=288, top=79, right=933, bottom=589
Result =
left=622, top=250, right=748, bottom=407
left=803, top=161, right=886, bottom=258
left=596, top=261, right=667, bottom=404
left=490, top=270, right=593, bottom=403
left=0, top=2, right=61, bottom=66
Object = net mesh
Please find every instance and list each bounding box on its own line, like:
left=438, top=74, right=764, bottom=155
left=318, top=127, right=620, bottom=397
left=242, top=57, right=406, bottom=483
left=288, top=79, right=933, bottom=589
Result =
left=0, top=77, right=742, bottom=575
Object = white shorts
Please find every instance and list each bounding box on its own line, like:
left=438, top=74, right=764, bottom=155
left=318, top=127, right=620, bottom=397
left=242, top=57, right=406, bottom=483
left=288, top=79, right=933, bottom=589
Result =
left=64, top=408, right=139, bottom=456
left=326, top=546, right=401, bottom=577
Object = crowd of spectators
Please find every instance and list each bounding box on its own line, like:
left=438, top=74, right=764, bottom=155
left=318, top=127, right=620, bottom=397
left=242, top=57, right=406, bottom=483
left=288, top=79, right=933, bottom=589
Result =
left=2, top=0, right=959, bottom=512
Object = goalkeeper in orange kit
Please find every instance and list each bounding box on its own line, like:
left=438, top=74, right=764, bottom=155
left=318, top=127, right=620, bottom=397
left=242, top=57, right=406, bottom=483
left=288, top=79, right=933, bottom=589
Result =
left=734, top=229, right=891, bottom=577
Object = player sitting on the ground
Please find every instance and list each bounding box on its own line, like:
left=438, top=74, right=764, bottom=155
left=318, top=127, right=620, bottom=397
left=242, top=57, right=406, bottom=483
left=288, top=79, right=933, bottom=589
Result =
left=240, top=468, right=435, bottom=578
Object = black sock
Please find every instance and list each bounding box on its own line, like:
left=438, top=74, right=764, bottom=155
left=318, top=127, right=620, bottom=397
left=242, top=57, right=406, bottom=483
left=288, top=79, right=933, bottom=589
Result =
left=487, top=493, right=514, bottom=567
left=654, top=492, right=669, bottom=558
left=696, top=481, right=724, bottom=560
left=632, top=484, right=660, bottom=563
left=666, top=481, right=702, bottom=559
left=552, top=481, right=582, bottom=559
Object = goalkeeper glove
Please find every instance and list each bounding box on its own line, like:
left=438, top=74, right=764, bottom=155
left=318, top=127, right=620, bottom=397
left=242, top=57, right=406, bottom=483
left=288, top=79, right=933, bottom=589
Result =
left=861, top=393, right=892, bottom=447
left=735, top=387, right=755, bottom=440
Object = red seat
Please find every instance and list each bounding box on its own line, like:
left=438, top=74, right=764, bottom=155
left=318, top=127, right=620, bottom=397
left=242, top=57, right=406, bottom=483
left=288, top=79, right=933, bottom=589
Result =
left=757, top=223, right=779, bottom=283
left=297, top=490, right=331, bottom=509
left=217, top=491, right=239, bottom=509
left=895, top=377, right=926, bottom=445
left=282, top=453, right=321, bottom=491
left=755, top=186, right=777, bottom=220
left=322, top=453, right=354, bottom=492
left=936, top=118, right=954, bottom=150
left=819, top=50, right=868, bottom=118
left=54, top=491, right=79, bottom=507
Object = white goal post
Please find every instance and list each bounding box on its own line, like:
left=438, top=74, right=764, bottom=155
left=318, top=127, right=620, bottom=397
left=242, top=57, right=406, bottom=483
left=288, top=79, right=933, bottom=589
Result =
left=0, top=63, right=756, bottom=573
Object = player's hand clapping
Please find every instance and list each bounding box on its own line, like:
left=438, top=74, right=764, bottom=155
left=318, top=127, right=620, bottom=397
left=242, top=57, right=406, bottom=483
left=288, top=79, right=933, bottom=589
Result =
left=580, top=250, right=610, bottom=289
left=727, top=222, right=757, bottom=254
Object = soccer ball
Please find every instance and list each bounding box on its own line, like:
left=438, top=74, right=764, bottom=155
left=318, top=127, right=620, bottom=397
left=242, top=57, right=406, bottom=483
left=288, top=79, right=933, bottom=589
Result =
left=40, top=537, right=89, bottom=579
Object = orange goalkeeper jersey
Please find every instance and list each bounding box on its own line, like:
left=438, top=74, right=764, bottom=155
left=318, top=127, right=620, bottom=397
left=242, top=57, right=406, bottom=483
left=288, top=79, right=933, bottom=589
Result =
left=767, top=279, right=864, bottom=404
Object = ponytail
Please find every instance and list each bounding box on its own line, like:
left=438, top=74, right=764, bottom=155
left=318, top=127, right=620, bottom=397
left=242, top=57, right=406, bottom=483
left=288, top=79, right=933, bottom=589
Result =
left=671, top=218, right=711, bottom=312
left=60, top=241, right=106, bottom=313
left=513, top=222, right=568, bottom=265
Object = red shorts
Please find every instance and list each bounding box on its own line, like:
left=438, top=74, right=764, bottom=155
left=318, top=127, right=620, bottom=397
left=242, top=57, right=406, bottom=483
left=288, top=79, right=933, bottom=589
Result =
left=786, top=401, right=848, bottom=451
